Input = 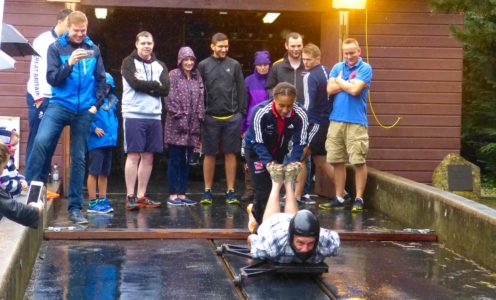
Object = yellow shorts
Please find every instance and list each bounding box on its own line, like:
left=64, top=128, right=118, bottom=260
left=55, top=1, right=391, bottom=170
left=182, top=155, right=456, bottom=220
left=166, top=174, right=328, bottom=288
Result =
left=325, top=121, right=369, bottom=165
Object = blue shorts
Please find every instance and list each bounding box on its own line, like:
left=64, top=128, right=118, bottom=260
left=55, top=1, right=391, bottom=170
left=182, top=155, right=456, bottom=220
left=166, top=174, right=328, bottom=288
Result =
left=124, top=118, right=163, bottom=153
left=88, top=147, right=113, bottom=176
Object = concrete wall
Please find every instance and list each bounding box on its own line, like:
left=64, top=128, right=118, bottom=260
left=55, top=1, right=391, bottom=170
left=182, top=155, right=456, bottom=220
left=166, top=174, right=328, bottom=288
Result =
left=0, top=210, right=44, bottom=300
left=0, top=183, right=56, bottom=300
left=349, top=167, right=496, bottom=271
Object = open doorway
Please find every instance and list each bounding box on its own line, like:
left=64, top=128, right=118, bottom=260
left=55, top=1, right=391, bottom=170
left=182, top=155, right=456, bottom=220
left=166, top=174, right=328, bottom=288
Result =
left=82, top=7, right=322, bottom=190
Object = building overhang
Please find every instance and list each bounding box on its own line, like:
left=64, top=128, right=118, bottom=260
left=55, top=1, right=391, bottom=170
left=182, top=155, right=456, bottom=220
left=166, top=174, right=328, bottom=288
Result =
left=77, top=0, right=334, bottom=12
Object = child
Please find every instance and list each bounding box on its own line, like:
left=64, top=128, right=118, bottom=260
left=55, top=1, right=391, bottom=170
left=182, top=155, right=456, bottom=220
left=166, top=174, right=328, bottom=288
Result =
left=0, top=142, right=41, bottom=228
left=86, top=73, right=119, bottom=214
left=0, top=127, right=28, bottom=199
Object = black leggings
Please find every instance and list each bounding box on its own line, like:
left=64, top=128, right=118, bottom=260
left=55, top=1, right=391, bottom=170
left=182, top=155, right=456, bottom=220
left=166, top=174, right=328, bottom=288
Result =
left=245, top=149, right=277, bottom=224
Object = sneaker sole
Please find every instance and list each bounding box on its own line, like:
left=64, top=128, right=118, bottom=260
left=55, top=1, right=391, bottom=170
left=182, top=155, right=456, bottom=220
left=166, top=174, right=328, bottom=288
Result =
left=352, top=207, right=363, bottom=212
left=298, top=201, right=316, bottom=205
left=200, top=200, right=213, bottom=205
left=318, top=205, right=344, bottom=210
left=182, top=202, right=198, bottom=206
left=87, top=209, right=113, bottom=214
left=69, top=218, right=88, bottom=224
left=226, top=200, right=240, bottom=205
left=167, top=202, right=183, bottom=206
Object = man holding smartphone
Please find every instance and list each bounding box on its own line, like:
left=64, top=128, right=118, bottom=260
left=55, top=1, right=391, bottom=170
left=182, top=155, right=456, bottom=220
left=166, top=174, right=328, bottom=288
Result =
left=26, top=11, right=106, bottom=224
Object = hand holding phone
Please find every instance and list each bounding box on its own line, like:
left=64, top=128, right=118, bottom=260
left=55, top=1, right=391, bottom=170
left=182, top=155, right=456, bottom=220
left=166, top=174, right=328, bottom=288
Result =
left=85, top=50, right=95, bottom=58
left=26, top=181, right=45, bottom=205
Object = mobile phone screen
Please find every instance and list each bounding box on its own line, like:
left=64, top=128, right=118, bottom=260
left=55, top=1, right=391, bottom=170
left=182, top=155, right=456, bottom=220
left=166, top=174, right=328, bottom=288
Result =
left=27, top=185, right=42, bottom=204
left=86, top=50, right=94, bottom=58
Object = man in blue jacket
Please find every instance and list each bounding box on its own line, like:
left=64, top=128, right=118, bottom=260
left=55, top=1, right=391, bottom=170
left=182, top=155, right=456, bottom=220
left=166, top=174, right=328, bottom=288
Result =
left=26, top=11, right=106, bottom=224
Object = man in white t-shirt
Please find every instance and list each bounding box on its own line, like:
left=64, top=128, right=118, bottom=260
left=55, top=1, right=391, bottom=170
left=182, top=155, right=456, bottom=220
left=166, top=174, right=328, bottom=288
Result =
left=25, top=8, right=72, bottom=168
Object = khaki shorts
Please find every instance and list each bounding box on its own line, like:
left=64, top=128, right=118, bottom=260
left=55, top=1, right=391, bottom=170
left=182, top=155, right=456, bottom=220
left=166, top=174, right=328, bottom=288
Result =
left=325, top=121, right=369, bottom=164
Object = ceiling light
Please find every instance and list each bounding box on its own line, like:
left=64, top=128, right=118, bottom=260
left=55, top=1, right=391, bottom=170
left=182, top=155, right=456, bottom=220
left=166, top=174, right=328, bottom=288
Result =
left=263, top=12, right=280, bottom=24
left=332, top=0, right=366, bottom=9
left=94, top=8, right=108, bottom=19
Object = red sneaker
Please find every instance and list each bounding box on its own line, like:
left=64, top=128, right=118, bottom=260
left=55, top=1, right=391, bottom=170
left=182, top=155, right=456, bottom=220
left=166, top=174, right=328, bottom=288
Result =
left=136, top=196, right=161, bottom=208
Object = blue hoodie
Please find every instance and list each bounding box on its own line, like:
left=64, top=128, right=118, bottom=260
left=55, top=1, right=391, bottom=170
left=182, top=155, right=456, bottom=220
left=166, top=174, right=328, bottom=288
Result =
left=46, top=32, right=106, bottom=112
left=88, top=73, right=119, bottom=151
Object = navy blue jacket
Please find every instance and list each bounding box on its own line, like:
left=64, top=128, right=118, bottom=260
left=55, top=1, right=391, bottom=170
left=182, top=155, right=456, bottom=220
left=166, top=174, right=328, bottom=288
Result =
left=303, top=64, right=332, bottom=125
left=46, top=32, right=106, bottom=112
left=244, top=100, right=308, bottom=166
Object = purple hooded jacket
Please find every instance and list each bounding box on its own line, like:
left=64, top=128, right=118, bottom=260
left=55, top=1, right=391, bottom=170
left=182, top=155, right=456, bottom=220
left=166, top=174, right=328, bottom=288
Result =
left=164, top=47, right=205, bottom=147
left=241, top=50, right=271, bottom=133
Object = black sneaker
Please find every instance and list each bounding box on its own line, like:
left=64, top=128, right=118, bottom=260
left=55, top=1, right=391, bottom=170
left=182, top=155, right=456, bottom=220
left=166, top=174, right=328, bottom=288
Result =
left=352, top=197, right=364, bottom=212
left=297, top=194, right=316, bottom=205
left=68, top=209, right=88, bottom=224
left=318, top=196, right=345, bottom=210
left=126, top=194, right=139, bottom=211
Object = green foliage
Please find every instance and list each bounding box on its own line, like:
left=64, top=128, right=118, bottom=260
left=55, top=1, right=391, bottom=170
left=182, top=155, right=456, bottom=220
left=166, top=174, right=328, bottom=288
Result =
left=431, top=0, right=496, bottom=180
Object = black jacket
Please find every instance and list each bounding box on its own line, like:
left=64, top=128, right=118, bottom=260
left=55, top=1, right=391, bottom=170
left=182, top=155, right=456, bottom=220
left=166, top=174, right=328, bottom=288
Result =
left=0, top=190, right=39, bottom=228
left=266, top=53, right=306, bottom=104
left=198, top=56, right=246, bottom=117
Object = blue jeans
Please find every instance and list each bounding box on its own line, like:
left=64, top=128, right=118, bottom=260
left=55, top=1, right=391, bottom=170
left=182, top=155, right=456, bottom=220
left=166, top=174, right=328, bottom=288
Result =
left=167, top=144, right=192, bottom=195
left=26, top=102, right=94, bottom=212
left=25, top=93, right=49, bottom=168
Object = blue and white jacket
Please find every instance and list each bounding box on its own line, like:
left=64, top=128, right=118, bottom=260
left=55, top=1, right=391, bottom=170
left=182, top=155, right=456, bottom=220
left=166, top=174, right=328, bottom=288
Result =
left=244, top=100, right=308, bottom=166
left=0, top=157, right=25, bottom=199
left=46, top=32, right=106, bottom=112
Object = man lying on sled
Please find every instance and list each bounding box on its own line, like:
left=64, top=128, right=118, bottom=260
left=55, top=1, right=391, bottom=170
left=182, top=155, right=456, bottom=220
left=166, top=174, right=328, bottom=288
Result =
left=247, top=162, right=340, bottom=264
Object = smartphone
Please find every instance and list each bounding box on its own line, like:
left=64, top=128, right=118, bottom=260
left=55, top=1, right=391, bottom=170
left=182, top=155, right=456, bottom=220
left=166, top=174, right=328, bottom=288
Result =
left=85, top=50, right=95, bottom=58
left=26, top=181, right=45, bottom=205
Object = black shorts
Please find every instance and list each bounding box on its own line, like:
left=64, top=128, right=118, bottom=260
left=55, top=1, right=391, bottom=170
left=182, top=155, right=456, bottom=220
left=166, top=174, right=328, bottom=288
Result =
left=201, top=113, right=242, bottom=155
left=88, top=147, right=113, bottom=176
left=308, top=122, right=329, bottom=156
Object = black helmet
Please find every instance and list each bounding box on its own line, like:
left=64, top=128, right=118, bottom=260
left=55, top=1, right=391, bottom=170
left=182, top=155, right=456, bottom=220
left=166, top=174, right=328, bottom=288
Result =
left=288, top=210, right=320, bottom=262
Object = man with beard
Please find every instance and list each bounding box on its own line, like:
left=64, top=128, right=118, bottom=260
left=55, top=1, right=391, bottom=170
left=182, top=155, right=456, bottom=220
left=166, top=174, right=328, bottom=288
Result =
left=198, top=32, right=246, bottom=205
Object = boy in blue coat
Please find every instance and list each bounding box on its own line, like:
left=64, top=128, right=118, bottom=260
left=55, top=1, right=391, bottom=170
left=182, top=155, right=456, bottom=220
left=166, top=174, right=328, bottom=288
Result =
left=87, top=73, right=119, bottom=214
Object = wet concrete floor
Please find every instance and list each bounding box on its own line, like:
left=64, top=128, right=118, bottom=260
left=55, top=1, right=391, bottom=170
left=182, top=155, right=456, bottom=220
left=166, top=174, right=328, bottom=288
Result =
left=24, top=173, right=496, bottom=299
left=26, top=239, right=496, bottom=299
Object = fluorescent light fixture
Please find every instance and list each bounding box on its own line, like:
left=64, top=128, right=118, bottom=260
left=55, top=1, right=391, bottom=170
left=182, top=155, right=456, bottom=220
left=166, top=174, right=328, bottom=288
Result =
left=219, top=11, right=228, bottom=15
left=263, top=12, right=280, bottom=24
left=184, top=10, right=193, bottom=14
left=332, top=0, right=366, bottom=9
left=95, top=8, right=108, bottom=19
